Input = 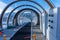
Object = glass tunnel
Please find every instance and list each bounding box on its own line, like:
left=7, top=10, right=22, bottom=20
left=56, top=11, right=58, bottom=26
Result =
left=0, top=0, right=59, bottom=40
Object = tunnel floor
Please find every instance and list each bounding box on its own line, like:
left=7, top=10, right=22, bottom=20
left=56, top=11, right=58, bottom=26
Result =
left=10, top=22, right=46, bottom=40
left=10, top=22, right=31, bottom=40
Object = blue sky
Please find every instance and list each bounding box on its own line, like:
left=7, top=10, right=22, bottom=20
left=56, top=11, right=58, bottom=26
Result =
left=0, top=0, right=60, bottom=14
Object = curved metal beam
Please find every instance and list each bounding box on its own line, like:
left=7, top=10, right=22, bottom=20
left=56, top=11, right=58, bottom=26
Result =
left=7, top=5, right=41, bottom=26
left=8, top=5, right=42, bottom=26
left=13, top=8, right=40, bottom=26
left=45, top=0, right=55, bottom=9
left=0, top=0, right=47, bottom=27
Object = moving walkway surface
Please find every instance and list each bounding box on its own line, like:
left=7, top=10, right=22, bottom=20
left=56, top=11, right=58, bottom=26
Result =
left=0, top=22, right=46, bottom=40
left=10, top=22, right=31, bottom=40
left=0, top=22, right=31, bottom=40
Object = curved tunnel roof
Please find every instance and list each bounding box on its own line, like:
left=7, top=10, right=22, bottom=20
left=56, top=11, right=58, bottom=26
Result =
left=0, top=0, right=55, bottom=29
left=1, top=0, right=43, bottom=29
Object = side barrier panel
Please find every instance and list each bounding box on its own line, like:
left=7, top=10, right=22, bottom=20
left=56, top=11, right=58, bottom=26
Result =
left=47, top=7, right=60, bottom=40
left=42, top=12, right=48, bottom=36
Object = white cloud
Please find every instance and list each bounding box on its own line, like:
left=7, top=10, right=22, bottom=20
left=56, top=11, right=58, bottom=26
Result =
left=0, top=8, right=2, bottom=14
left=0, top=1, right=6, bottom=8
left=0, top=1, right=6, bottom=14
left=0, top=1, right=13, bottom=14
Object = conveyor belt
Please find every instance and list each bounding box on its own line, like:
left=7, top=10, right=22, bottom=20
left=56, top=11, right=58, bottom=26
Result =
left=10, top=22, right=31, bottom=40
left=0, top=22, right=31, bottom=40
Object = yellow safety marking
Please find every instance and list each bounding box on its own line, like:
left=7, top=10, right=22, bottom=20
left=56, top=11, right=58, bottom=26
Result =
left=33, top=34, right=36, bottom=40
left=3, top=34, right=7, bottom=40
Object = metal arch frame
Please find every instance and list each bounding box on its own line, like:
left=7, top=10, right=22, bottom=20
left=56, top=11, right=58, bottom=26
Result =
left=0, top=0, right=47, bottom=27
left=13, top=8, right=40, bottom=26
left=45, top=0, right=55, bottom=9
left=7, top=5, right=41, bottom=26
left=8, top=5, right=42, bottom=26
